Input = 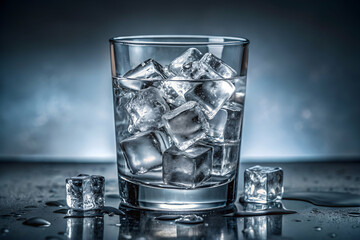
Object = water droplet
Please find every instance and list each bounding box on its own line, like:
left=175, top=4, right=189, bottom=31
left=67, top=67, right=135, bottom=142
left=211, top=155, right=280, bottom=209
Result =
left=24, top=205, right=37, bottom=209
left=115, top=223, right=121, bottom=227
left=1, top=228, right=9, bottom=235
left=175, top=215, right=204, bottom=224
left=45, top=200, right=66, bottom=207
left=310, top=208, right=321, bottom=214
left=23, top=217, right=51, bottom=227
left=348, top=212, right=360, bottom=217
left=53, top=208, right=69, bottom=214
left=314, top=226, right=322, bottom=231
left=329, top=233, right=337, bottom=238
left=155, top=215, right=182, bottom=221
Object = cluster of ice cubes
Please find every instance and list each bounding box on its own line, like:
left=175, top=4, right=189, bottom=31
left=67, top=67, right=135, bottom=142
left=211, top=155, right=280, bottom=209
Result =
left=115, top=48, right=245, bottom=188
left=66, top=174, right=105, bottom=210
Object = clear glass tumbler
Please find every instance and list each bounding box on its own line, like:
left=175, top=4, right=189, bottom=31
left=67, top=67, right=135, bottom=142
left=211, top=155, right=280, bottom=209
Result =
left=109, top=35, right=249, bottom=211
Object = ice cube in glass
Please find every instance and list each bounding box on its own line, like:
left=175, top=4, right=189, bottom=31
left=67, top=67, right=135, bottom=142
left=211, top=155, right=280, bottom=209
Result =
left=184, top=81, right=235, bottom=119
left=125, top=87, right=169, bottom=132
left=162, top=101, right=209, bottom=150
left=200, top=53, right=237, bottom=78
left=168, top=48, right=203, bottom=76
left=120, top=131, right=170, bottom=174
left=162, top=145, right=212, bottom=188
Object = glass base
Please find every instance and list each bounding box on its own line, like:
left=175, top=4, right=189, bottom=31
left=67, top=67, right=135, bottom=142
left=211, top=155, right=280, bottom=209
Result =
left=118, top=176, right=236, bottom=211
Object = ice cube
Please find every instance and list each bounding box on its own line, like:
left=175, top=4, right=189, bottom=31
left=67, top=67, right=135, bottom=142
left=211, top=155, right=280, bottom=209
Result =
left=201, top=141, right=239, bottom=176
left=66, top=175, right=105, bottom=210
left=184, top=81, right=235, bottom=119
left=223, top=102, right=243, bottom=141
left=244, top=166, right=284, bottom=203
left=207, top=109, right=228, bottom=142
left=124, top=59, right=167, bottom=80
left=121, top=59, right=166, bottom=91
left=168, top=48, right=203, bottom=76
left=162, top=101, right=209, bottom=150
left=157, top=76, right=192, bottom=107
left=200, top=53, right=237, bottom=79
left=181, top=61, right=222, bottom=80
left=125, top=87, right=169, bottom=132
left=120, top=131, right=170, bottom=174
left=163, top=65, right=176, bottom=78
left=162, top=144, right=212, bottom=188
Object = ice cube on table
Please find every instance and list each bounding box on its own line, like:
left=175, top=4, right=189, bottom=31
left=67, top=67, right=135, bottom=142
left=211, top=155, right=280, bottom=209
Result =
left=184, top=80, right=235, bottom=119
left=120, top=131, right=170, bottom=174
left=244, top=166, right=284, bottom=203
left=162, top=144, right=213, bottom=188
left=157, top=76, right=192, bottom=107
left=125, top=87, right=169, bottom=132
left=207, top=109, right=228, bottom=142
left=162, top=101, right=209, bottom=150
left=66, top=175, right=105, bottom=210
left=200, top=53, right=237, bottom=79
left=168, top=48, right=203, bottom=76
left=222, top=102, right=243, bottom=141
left=121, top=59, right=166, bottom=91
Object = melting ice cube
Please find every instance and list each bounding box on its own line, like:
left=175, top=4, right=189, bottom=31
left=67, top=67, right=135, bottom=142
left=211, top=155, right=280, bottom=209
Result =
left=125, top=87, right=169, bottom=132
left=120, top=131, right=170, bottom=174
left=184, top=81, right=235, bottom=119
left=162, top=101, right=209, bottom=150
left=66, top=175, right=105, bottom=210
left=162, top=144, right=212, bottom=188
left=244, top=166, right=284, bottom=203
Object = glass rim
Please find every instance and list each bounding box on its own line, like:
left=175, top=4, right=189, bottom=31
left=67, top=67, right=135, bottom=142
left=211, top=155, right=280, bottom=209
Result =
left=109, top=35, right=250, bottom=46
left=113, top=76, right=245, bottom=82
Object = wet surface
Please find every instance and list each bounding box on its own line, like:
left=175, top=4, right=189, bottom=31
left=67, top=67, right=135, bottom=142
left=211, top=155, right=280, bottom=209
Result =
left=0, top=161, right=359, bottom=239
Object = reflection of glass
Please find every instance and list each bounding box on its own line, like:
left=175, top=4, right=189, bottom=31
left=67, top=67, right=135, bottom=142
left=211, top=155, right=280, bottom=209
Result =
left=66, top=217, right=104, bottom=240
left=243, top=215, right=282, bottom=240
left=117, top=211, right=240, bottom=239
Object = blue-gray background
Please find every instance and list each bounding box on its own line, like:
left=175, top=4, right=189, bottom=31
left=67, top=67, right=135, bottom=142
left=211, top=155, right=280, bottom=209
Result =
left=1, top=0, right=359, bottom=161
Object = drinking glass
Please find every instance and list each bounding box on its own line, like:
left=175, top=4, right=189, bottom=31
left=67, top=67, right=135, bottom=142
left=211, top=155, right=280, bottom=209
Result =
left=109, top=35, right=249, bottom=211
